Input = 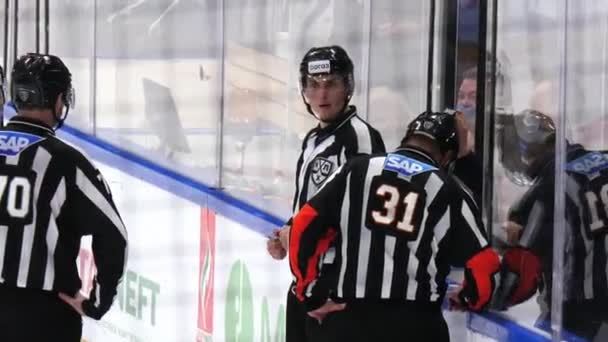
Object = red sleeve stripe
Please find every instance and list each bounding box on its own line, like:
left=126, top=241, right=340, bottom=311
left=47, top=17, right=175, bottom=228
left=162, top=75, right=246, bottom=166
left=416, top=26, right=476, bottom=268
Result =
left=289, top=204, right=337, bottom=301
left=297, top=227, right=337, bottom=300
left=289, top=204, right=319, bottom=290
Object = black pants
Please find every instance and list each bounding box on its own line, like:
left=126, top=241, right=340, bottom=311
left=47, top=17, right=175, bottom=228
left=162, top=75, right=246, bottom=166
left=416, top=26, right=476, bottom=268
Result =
left=0, top=285, right=82, bottom=342
left=312, top=301, right=449, bottom=342
left=563, top=301, right=608, bottom=341
left=286, top=287, right=323, bottom=342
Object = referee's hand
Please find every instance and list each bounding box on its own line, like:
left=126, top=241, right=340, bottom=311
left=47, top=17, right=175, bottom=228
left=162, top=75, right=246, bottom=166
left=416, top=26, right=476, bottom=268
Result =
left=58, top=292, right=86, bottom=316
left=267, top=229, right=287, bottom=260
left=447, top=289, right=466, bottom=311
left=307, top=300, right=346, bottom=324
left=267, top=238, right=287, bottom=260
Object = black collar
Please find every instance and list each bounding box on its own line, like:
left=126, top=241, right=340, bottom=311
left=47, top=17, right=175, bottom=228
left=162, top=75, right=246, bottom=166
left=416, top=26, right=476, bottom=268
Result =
left=6, top=116, right=55, bottom=136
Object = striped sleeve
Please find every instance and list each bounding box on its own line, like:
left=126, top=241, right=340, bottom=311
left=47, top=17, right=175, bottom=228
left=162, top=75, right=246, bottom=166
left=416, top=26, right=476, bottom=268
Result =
left=289, top=164, right=349, bottom=309
left=347, top=117, right=386, bottom=158
left=369, top=126, right=386, bottom=154
left=443, top=181, right=488, bottom=266
left=72, top=155, right=127, bottom=320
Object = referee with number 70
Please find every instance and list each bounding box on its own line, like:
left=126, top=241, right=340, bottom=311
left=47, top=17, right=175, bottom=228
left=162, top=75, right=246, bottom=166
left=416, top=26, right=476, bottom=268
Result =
left=289, top=110, right=501, bottom=341
left=0, top=53, right=128, bottom=341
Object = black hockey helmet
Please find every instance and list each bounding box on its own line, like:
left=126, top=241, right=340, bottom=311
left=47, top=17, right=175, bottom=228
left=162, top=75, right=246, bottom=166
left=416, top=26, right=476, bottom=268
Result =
left=404, top=109, right=459, bottom=156
left=299, top=45, right=354, bottom=114
left=11, top=53, right=73, bottom=128
left=496, top=109, right=555, bottom=184
left=513, top=109, right=555, bottom=160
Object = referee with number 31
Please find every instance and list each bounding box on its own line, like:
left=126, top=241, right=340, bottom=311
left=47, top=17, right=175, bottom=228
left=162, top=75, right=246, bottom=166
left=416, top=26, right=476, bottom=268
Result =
left=289, top=110, right=502, bottom=341
left=0, top=53, right=128, bottom=341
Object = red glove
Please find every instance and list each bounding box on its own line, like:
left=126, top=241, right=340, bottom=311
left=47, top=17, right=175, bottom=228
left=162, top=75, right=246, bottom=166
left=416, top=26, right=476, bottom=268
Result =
left=502, top=247, right=542, bottom=306
left=461, top=248, right=501, bottom=311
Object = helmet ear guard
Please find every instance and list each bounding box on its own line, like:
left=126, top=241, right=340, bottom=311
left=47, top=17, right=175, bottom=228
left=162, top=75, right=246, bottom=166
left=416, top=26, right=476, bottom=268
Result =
left=11, top=82, right=47, bottom=109
left=62, top=85, right=75, bottom=108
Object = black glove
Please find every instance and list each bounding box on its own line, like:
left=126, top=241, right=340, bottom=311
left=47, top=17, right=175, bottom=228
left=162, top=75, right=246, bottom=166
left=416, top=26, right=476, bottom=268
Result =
left=81, top=278, right=113, bottom=320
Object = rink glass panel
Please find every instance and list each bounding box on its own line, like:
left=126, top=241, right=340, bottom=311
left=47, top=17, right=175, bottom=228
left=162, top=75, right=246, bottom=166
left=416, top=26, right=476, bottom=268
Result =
left=219, top=1, right=436, bottom=217
left=38, top=1, right=436, bottom=219
left=487, top=0, right=608, bottom=338
left=557, top=1, right=608, bottom=339
left=90, top=1, right=222, bottom=187
left=49, top=1, right=95, bottom=133
left=218, top=0, right=313, bottom=217
left=366, top=2, right=432, bottom=151
left=487, top=0, right=561, bottom=334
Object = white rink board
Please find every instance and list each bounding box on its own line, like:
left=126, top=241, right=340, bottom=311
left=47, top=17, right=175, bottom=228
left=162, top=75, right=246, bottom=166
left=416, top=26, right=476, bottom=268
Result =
left=211, top=214, right=291, bottom=342
left=79, top=161, right=200, bottom=342
left=78, top=161, right=291, bottom=342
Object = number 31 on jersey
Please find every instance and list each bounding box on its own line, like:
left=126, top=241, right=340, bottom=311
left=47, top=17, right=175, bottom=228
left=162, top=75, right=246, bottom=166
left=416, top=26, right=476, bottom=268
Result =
left=365, top=177, right=425, bottom=240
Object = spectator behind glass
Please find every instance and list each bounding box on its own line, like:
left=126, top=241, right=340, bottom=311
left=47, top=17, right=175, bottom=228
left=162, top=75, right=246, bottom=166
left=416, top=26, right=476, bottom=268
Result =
left=457, top=67, right=477, bottom=131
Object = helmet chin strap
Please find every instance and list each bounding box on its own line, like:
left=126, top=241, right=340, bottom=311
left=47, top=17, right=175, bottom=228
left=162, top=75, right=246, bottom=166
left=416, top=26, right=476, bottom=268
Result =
left=52, top=104, right=69, bottom=130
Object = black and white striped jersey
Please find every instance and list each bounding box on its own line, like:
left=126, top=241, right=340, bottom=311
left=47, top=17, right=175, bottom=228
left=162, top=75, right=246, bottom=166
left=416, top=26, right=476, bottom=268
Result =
left=289, top=147, right=488, bottom=309
left=509, top=145, right=608, bottom=305
left=292, top=106, right=385, bottom=214
left=0, top=116, right=127, bottom=320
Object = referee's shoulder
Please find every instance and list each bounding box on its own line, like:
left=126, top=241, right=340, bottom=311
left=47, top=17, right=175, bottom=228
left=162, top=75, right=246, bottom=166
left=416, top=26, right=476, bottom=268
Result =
left=345, top=113, right=382, bottom=136
left=340, top=113, right=385, bottom=153
left=443, top=171, right=478, bottom=207
left=344, top=152, right=386, bottom=171
left=45, top=135, right=97, bottom=170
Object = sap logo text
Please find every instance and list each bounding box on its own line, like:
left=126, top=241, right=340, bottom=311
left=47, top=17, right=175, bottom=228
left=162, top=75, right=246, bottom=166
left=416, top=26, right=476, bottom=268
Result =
left=383, top=154, right=437, bottom=177
left=567, top=152, right=608, bottom=177
left=308, top=60, right=331, bottom=74
left=0, top=131, right=43, bottom=156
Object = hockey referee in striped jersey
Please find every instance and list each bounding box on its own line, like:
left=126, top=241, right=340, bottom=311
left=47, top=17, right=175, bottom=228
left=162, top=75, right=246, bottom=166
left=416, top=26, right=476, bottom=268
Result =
left=289, top=109, right=508, bottom=341
left=0, top=53, right=127, bottom=341
left=266, top=45, right=385, bottom=342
